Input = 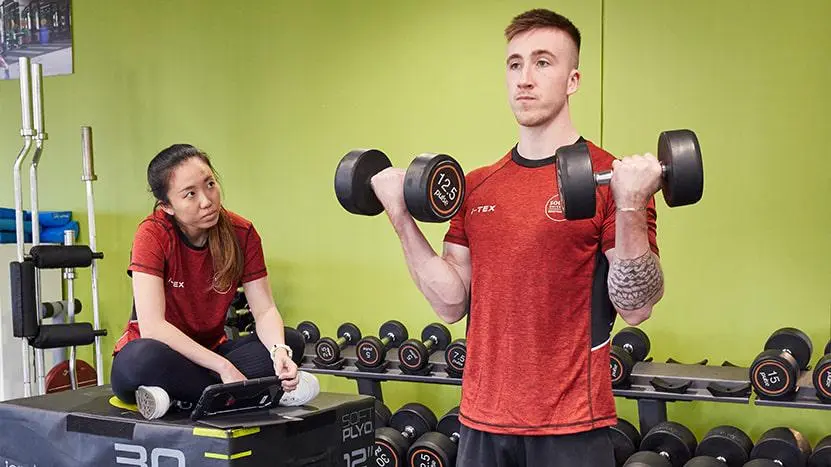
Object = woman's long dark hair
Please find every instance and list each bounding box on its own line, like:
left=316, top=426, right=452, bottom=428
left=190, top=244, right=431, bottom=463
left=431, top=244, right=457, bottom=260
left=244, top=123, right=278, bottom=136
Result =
left=148, top=144, right=243, bottom=293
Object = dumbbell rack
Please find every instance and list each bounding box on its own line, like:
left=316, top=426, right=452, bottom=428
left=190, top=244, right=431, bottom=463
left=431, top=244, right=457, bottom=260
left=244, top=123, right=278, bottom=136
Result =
left=299, top=345, right=830, bottom=435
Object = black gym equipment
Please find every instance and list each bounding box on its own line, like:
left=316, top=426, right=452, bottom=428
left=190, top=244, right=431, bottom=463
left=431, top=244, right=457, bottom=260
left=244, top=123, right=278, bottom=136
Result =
left=334, top=149, right=465, bottom=223
left=375, top=400, right=392, bottom=428
left=750, top=328, right=813, bottom=400
left=625, top=451, right=673, bottom=467
left=691, top=425, right=753, bottom=467
left=314, top=323, right=362, bottom=366
left=640, top=421, right=698, bottom=467
left=356, top=320, right=409, bottom=370
left=444, top=338, right=467, bottom=378
left=611, top=418, right=642, bottom=466
left=398, top=323, right=452, bottom=374
left=748, top=427, right=812, bottom=467
left=298, top=321, right=321, bottom=344
left=611, top=327, right=652, bottom=388
left=408, top=406, right=460, bottom=467
left=374, top=403, right=437, bottom=467
left=555, top=129, right=704, bottom=220
left=808, top=435, right=831, bottom=467
left=813, top=341, right=831, bottom=403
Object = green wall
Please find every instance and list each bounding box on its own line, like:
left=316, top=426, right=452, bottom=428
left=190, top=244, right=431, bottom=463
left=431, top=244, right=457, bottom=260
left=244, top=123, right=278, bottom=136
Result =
left=0, top=0, right=828, bottom=446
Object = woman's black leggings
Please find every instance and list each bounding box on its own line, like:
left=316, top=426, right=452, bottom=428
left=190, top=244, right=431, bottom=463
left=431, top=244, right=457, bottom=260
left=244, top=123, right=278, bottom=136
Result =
left=111, top=327, right=305, bottom=404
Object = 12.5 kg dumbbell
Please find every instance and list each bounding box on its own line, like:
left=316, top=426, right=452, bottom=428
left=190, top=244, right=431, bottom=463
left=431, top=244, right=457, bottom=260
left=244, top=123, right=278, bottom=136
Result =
left=315, top=323, right=362, bottom=365
left=610, top=327, right=652, bottom=388
left=555, top=129, right=704, bottom=220
left=398, top=323, right=452, bottom=374
left=408, top=407, right=460, bottom=467
left=335, top=149, right=465, bottom=223
left=374, top=403, right=437, bottom=467
left=749, top=328, right=813, bottom=400
left=356, top=320, right=409, bottom=369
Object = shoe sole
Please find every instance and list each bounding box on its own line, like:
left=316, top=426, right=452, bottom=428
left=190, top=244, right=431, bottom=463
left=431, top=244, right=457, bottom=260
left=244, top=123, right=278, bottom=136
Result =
left=136, top=387, right=161, bottom=419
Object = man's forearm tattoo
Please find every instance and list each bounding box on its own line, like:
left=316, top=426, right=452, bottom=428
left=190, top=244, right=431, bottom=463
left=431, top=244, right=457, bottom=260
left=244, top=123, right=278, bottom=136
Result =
left=608, top=250, right=664, bottom=311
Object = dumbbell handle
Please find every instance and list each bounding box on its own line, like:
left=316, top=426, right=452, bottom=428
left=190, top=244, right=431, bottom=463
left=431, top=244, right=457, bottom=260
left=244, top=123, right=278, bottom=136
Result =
left=423, top=336, right=439, bottom=351
left=594, top=165, right=669, bottom=186
left=337, top=332, right=355, bottom=346
left=402, top=426, right=416, bottom=439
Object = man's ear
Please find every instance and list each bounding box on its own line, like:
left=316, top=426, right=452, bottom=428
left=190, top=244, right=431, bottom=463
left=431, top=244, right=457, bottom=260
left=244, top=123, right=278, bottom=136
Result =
left=567, top=68, right=581, bottom=96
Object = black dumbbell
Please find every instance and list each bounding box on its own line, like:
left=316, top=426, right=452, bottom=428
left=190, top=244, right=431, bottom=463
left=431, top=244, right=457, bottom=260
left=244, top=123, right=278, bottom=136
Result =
left=640, top=421, right=698, bottom=467
left=610, top=327, right=651, bottom=388
left=686, top=426, right=753, bottom=467
left=750, top=328, right=813, bottom=400
left=398, top=323, right=452, bottom=373
left=315, top=323, right=362, bottom=365
left=374, top=403, right=437, bottom=467
left=375, top=400, right=392, bottom=429
left=356, top=320, right=409, bottom=368
left=555, top=129, right=703, bottom=220
left=611, top=418, right=642, bottom=466
left=813, top=340, right=831, bottom=403
left=297, top=321, right=320, bottom=344
left=625, top=451, right=673, bottom=467
left=335, top=149, right=465, bottom=223
left=408, top=407, right=460, bottom=467
left=444, top=338, right=467, bottom=377
left=808, top=435, right=830, bottom=467
left=748, top=427, right=812, bottom=467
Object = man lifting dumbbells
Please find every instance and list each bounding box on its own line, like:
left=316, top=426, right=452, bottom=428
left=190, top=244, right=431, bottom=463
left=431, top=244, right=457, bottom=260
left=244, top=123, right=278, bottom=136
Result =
left=342, top=9, right=705, bottom=467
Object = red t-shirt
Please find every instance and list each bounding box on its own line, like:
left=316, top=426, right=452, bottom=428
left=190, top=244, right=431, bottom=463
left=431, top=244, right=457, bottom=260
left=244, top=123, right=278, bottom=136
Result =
left=444, top=140, right=659, bottom=436
left=113, top=209, right=268, bottom=353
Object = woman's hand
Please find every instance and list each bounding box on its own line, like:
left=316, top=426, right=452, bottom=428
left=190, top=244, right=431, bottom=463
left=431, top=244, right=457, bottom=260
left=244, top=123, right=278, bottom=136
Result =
left=218, top=359, right=247, bottom=384
left=273, top=351, right=299, bottom=392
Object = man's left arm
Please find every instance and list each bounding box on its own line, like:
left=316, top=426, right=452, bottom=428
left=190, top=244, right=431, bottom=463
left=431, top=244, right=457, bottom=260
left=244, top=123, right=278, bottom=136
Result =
left=605, top=154, right=665, bottom=325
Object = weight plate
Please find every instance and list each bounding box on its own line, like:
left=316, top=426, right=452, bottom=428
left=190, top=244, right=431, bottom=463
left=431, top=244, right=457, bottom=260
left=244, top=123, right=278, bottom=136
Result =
left=408, top=432, right=457, bottom=467
left=423, top=323, right=452, bottom=350
left=334, top=149, right=392, bottom=216
left=641, top=421, right=698, bottom=467
left=404, top=153, right=465, bottom=223
left=315, top=338, right=339, bottom=364
left=809, top=435, right=831, bottom=467
left=374, top=427, right=407, bottom=467
left=623, top=450, right=673, bottom=467
left=555, top=142, right=597, bottom=220
left=744, top=460, right=782, bottom=467
left=356, top=336, right=385, bottom=367
left=609, top=418, right=641, bottom=466
left=375, top=401, right=392, bottom=428
left=610, top=346, right=635, bottom=387
left=437, top=410, right=460, bottom=438
left=380, top=320, right=409, bottom=346
left=445, top=339, right=467, bottom=373
left=764, top=328, right=813, bottom=371
left=613, top=327, right=651, bottom=363
left=824, top=340, right=831, bottom=356
left=297, top=321, right=320, bottom=344
left=337, top=322, right=362, bottom=344
left=398, top=340, right=428, bottom=371
left=658, top=129, right=704, bottom=208
left=696, top=425, right=753, bottom=467
left=751, top=427, right=809, bottom=467
left=389, top=402, right=437, bottom=438
left=750, top=349, right=799, bottom=398
left=684, top=457, right=726, bottom=467
left=812, top=354, right=831, bottom=402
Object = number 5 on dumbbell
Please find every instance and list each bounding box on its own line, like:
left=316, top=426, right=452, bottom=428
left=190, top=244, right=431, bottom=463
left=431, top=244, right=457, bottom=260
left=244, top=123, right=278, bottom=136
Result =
left=556, top=129, right=704, bottom=220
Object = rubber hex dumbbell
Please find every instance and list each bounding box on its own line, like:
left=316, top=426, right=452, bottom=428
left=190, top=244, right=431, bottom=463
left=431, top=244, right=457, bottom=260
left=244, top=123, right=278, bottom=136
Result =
left=555, top=129, right=704, bottom=220
left=314, top=323, right=362, bottom=365
left=334, top=149, right=465, bottom=223
left=408, top=407, right=460, bottom=467
left=297, top=321, right=320, bottom=344
left=625, top=451, right=672, bottom=467
left=685, top=426, right=754, bottom=467
left=750, top=328, right=813, bottom=400
left=444, top=338, right=467, bottom=378
left=640, top=421, right=699, bottom=467
left=748, top=427, right=812, bottom=467
left=813, top=340, right=831, bottom=403
left=610, top=418, right=642, bottom=466
left=808, top=435, right=831, bottom=467
left=374, top=403, right=437, bottom=467
left=398, top=323, right=452, bottom=374
left=356, top=320, right=409, bottom=369
left=375, top=400, right=392, bottom=428
left=610, top=327, right=651, bottom=388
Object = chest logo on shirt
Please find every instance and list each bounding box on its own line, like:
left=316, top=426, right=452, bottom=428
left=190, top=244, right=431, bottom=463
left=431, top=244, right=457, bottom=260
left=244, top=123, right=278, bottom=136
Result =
left=470, top=204, right=496, bottom=215
left=168, top=278, right=185, bottom=288
left=544, top=194, right=566, bottom=222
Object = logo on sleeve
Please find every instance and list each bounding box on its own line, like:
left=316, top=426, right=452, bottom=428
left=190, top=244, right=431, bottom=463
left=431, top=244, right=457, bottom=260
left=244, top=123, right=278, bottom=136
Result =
left=544, top=194, right=566, bottom=222
left=167, top=278, right=185, bottom=289
left=470, top=205, right=496, bottom=215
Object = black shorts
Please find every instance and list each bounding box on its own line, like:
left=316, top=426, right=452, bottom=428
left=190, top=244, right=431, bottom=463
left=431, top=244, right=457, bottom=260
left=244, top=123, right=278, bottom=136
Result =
left=456, top=425, right=616, bottom=467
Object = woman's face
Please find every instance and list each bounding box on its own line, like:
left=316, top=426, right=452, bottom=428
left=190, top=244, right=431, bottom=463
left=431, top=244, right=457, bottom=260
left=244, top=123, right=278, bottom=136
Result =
left=160, top=157, right=221, bottom=231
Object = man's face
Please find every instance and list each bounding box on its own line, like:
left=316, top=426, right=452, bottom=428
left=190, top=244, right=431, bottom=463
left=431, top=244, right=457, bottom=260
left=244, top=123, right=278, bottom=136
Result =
left=506, top=28, right=580, bottom=128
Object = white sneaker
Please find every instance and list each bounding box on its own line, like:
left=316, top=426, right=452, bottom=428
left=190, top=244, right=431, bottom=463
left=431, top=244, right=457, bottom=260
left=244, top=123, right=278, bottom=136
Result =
left=135, top=386, right=172, bottom=420
left=279, top=371, right=320, bottom=407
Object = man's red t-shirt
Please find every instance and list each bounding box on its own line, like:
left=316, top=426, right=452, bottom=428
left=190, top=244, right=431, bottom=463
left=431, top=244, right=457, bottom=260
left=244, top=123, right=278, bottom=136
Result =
left=113, top=209, right=268, bottom=353
left=444, top=140, right=659, bottom=436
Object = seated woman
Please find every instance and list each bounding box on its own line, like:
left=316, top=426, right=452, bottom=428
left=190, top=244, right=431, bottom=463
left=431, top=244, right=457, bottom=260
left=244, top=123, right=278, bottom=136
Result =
left=111, top=143, right=318, bottom=420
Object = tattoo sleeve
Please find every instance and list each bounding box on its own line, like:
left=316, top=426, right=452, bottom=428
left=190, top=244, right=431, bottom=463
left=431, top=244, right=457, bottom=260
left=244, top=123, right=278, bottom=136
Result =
left=608, top=250, right=664, bottom=311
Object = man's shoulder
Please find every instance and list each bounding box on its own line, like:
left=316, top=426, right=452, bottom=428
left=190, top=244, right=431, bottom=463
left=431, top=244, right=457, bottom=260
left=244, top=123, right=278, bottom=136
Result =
left=464, top=150, right=513, bottom=194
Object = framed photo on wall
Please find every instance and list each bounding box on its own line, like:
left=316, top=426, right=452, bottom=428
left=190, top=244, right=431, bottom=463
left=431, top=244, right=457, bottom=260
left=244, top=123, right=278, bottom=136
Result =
left=0, top=0, right=72, bottom=80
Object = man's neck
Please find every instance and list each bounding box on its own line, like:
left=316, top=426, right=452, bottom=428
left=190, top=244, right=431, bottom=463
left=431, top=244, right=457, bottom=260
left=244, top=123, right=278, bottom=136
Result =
left=516, top=111, right=581, bottom=160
